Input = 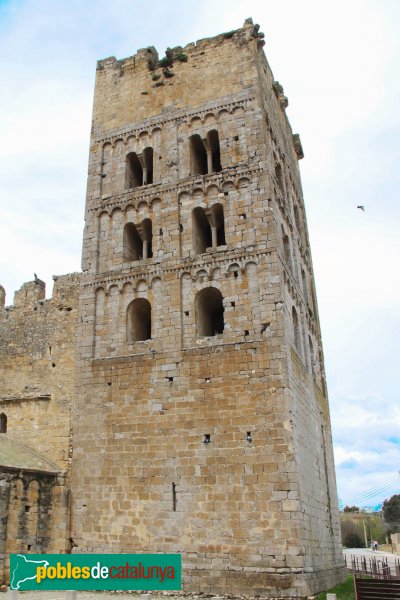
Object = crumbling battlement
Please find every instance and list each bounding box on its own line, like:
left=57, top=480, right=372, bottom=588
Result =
left=0, top=273, right=81, bottom=356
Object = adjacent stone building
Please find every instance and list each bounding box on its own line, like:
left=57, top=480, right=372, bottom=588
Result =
left=0, top=19, right=345, bottom=597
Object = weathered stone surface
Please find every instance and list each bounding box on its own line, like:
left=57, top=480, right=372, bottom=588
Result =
left=0, top=19, right=345, bottom=598
left=71, top=18, right=345, bottom=598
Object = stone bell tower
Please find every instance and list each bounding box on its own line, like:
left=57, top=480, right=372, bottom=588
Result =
left=71, top=19, right=345, bottom=597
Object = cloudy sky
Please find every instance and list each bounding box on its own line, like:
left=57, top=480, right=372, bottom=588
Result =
left=0, top=0, right=399, bottom=508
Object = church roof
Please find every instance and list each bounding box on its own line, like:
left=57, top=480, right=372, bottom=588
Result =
left=0, top=434, right=61, bottom=474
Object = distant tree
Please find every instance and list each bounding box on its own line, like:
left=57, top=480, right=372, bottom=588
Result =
left=343, top=532, right=364, bottom=548
left=382, top=494, right=400, bottom=534
left=340, top=517, right=366, bottom=547
left=343, top=505, right=360, bottom=512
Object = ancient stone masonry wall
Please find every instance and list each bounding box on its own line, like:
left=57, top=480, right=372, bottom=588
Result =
left=0, top=273, right=79, bottom=585
left=0, top=273, right=80, bottom=471
left=0, top=470, right=69, bottom=585
left=71, top=19, right=345, bottom=598
left=252, top=28, right=344, bottom=589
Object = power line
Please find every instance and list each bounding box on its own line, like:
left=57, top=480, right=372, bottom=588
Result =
left=344, top=474, right=399, bottom=500
left=341, top=473, right=400, bottom=506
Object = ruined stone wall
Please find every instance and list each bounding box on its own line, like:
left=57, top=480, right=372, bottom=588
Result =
left=0, top=273, right=80, bottom=471
left=0, top=273, right=79, bottom=585
left=0, top=471, right=70, bottom=585
left=71, top=19, right=344, bottom=598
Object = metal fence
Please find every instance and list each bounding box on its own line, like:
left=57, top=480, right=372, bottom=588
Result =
left=346, top=553, right=400, bottom=579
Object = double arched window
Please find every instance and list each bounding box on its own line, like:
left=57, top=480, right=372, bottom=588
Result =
left=192, top=204, right=225, bottom=254
left=125, top=147, right=154, bottom=189
left=189, top=130, right=222, bottom=176
left=123, top=220, right=153, bottom=261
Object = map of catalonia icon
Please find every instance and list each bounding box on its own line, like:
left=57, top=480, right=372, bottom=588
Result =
left=11, top=554, right=49, bottom=590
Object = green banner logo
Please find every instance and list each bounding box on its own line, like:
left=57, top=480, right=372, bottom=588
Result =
left=10, top=553, right=181, bottom=591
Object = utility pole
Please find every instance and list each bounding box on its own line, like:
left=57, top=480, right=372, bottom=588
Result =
left=363, top=519, right=368, bottom=548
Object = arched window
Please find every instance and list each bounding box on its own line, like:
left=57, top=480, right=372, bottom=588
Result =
left=190, top=134, right=207, bottom=175
left=123, top=220, right=153, bottom=261
left=283, top=232, right=292, bottom=272
left=125, top=152, right=143, bottom=189
left=195, top=287, right=224, bottom=337
left=127, top=299, right=151, bottom=342
left=292, top=307, right=301, bottom=354
left=0, top=413, right=7, bottom=433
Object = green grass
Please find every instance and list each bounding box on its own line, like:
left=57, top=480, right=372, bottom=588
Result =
left=316, top=574, right=355, bottom=600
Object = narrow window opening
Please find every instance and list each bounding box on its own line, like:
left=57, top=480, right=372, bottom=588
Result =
left=244, top=329, right=249, bottom=336
left=107, top=382, right=112, bottom=386
left=127, top=298, right=151, bottom=342
left=233, top=135, right=239, bottom=141
left=233, top=271, right=238, bottom=278
left=166, top=376, right=174, bottom=382
left=48, top=346, right=52, bottom=355
left=27, top=545, right=32, bottom=551
left=231, top=301, right=235, bottom=307
left=141, top=218, right=153, bottom=259
left=246, top=432, right=252, bottom=443
left=172, top=483, right=177, bottom=512
left=25, top=505, right=30, bottom=513
left=275, top=163, right=284, bottom=195
left=159, top=228, right=163, bottom=236
left=294, top=204, right=301, bottom=232
left=283, top=233, right=292, bottom=272
left=239, top=213, right=247, bottom=219
left=195, top=287, right=224, bottom=337
left=206, top=129, right=222, bottom=173
left=142, top=147, right=154, bottom=185
left=123, top=223, right=143, bottom=261
left=309, top=336, right=315, bottom=374
left=292, top=306, right=301, bottom=355
left=189, top=134, right=207, bottom=175
left=301, top=269, right=309, bottom=304
left=125, top=152, right=143, bottom=189
left=192, top=207, right=212, bottom=254
left=184, top=310, right=189, bottom=316
left=0, top=413, right=7, bottom=433
left=203, top=434, right=211, bottom=444
left=311, top=286, right=317, bottom=316
left=211, top=203, right=226, bottom=247
left=179, top=224, right=183, bottom=232
left=52, top=363, right=56, bottom=368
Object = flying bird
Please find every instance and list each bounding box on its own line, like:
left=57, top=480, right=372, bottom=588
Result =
left=357, top=205, right=365, bottom=212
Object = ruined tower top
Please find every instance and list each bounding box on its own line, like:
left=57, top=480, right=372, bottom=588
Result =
left=90, top=19, right=299, bottom=158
